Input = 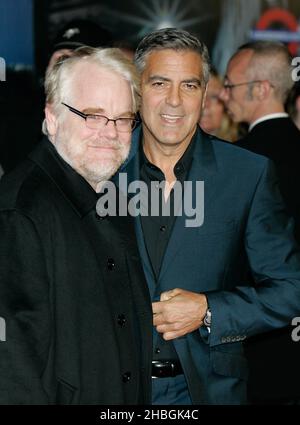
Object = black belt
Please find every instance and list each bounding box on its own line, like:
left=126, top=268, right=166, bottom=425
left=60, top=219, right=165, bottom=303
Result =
left=151, top=360, right=183, bottom=378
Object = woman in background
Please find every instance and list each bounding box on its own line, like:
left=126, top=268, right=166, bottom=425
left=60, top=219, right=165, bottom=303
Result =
left=200, top=68, right=238, bottom=142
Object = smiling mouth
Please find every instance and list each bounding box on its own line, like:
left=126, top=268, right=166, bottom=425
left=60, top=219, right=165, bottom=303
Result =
left=160, top=114, right=184, bottom=124
left=88, top=145, right=119, bottom=150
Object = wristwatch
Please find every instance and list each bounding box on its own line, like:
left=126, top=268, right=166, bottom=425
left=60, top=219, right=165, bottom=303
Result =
left=203, top=308, right=212, bottom=328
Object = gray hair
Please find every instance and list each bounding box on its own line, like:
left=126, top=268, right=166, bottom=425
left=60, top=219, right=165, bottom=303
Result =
left=134, top=28, right=210, bottom=86
left=238, top=41, right=293, bottom=103
left=43, top=46, right=140, bottom=135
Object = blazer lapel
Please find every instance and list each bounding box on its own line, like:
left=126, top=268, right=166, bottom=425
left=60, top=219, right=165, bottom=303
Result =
left=158, top=129, right=219, bottom=282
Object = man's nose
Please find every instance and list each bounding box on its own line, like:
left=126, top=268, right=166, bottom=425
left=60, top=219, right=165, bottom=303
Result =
left=99, top=120, right=118, bottom=138
left=166, top=85, right=182, bottom=107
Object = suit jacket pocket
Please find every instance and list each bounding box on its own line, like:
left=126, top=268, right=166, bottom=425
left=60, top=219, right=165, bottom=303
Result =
left=211, top=350, right=249, bottom=380
left=56, top=378, right=77, bottom=405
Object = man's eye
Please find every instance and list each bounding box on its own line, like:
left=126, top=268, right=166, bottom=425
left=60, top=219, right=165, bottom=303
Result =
left=87, top=115, right=102, bottom=121
left=152, top=81, right=164, bottom=87
left=184, top=83, right=198, bottom=90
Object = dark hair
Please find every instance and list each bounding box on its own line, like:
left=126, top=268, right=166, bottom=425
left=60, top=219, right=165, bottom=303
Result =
left=134, top=28, right=210, bottom=86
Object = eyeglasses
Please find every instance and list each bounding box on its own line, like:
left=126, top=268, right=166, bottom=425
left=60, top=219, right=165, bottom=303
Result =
left=223, top=80, right=264, bottom=90
left=61, top=103, right=140, bottom=132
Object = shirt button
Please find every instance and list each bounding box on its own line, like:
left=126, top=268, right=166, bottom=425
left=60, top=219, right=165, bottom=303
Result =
left=107, top=258, right=115, bottom=270
left=155, top=348, right=161, bottom=354
left=160, top=225, right=166, bottom=232
left=122, top=372, right=131, bottom=383
left=117, top=314, right=126, bottom=327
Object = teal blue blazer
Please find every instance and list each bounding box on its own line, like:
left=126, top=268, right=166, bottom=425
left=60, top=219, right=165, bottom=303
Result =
left=117, top=125, right=300, bottom=404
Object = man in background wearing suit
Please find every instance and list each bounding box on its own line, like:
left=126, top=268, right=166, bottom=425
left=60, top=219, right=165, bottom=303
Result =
left=118, top=28, right=300, bottom=405
left=221, top=41, right=300, bottom=404
left=0, top=47, right=152, bottom=404
left=221, top=41, right=300, bottom=240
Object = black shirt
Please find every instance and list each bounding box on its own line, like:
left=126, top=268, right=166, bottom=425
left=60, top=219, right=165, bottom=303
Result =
left=139, top=135, right=196, bottom=362
left=140, top=138, right=195, bottom=279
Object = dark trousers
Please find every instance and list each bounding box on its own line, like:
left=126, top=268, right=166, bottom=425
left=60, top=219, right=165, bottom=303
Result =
left=152, top=374, right=192, bottom=405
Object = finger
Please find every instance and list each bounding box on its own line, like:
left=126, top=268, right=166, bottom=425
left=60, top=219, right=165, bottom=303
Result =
left=153, top=313, right=165, bottom=327
left=162, top=324, right=192, bottom=340
left=155, top=321, right=180, bottom=334
left=160, top=290, right=175, bottom=302
left=160, top=288, right=182, bottom=301
left=152, top=301, right=166, bottom=315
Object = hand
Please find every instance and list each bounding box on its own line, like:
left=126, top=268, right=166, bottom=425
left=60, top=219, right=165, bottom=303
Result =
left=152, top=288, right=208, bottom=340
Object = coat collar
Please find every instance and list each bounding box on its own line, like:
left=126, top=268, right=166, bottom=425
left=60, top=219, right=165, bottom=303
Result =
left=29, top=138, right=98, bottom=217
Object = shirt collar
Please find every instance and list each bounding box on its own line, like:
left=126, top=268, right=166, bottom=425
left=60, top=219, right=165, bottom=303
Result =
left=249, top=113, right=289, bottom=132
left=140, top=134, right=196, bottom=180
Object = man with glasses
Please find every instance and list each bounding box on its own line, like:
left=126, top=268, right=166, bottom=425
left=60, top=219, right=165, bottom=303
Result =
left=221, top=41, right=300, bottom=404
left=0, top=47, right=152, bottom=404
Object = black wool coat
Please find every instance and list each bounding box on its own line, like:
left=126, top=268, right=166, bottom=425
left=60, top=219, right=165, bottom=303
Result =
left=0, top=139, right=152, bottom=405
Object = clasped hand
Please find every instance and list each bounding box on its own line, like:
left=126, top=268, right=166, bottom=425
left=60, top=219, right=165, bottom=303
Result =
left=152, top=288, right=208, bottom=340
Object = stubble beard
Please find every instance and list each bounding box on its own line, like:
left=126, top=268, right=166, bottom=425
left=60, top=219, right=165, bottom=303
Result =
left=54, top=134, right=131, bottom=189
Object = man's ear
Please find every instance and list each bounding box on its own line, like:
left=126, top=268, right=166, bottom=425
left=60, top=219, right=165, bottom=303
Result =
left=256, top=80, right=271, bottom=101
left=45, top=103, right=58, bottom=137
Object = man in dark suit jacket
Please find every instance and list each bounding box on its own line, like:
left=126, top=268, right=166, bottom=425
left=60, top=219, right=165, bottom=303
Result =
left=220, top=41, right=300, bottom=404
left=116, top=29, right=300, bottom=405
left=0, top=47, right=152, bottom=404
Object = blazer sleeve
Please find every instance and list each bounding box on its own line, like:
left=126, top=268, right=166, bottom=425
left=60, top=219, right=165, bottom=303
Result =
left=205, top=160, right=300, bottom=347
left=0, top=210, right=50, bottom=404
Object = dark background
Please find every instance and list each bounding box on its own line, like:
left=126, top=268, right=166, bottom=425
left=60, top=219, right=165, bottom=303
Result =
left=2, top=0, right=300, bottom=173
left=2, top=0, right=300, bottom=77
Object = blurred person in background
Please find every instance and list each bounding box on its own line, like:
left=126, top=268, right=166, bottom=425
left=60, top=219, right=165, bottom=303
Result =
left=199, top=68, right=238, bottom=142
left=221, top=40, right=300, bottom=241
left=285, top=80, right=300, bottom=131
left=47, top=18, right=114, bottom=71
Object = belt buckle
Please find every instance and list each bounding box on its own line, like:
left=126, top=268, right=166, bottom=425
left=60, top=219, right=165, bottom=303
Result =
left=151, top=360, right=176, bottom=379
